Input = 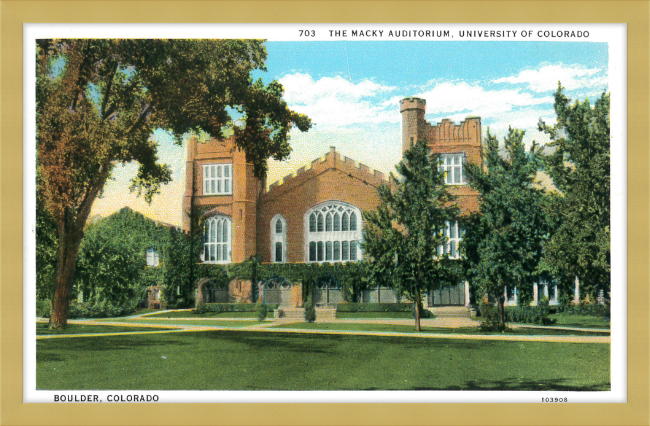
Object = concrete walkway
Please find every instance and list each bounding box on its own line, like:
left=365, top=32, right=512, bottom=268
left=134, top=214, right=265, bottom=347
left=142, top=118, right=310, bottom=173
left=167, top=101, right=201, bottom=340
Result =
left=36, top=317, right=610, bottom=344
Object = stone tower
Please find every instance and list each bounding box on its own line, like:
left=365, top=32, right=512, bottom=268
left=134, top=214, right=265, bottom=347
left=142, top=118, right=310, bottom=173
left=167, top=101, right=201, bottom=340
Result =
left=399, top=97, right=427, bottom=154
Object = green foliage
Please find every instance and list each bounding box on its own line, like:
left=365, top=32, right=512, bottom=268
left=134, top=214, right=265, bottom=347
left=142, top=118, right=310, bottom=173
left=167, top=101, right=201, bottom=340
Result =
left=163, top=227, right=202, bottom=308
left=194, top=303, right=279, bottom=314
left=73, top=207, right=169, bottom=306
left=556, top=303, right=608, bottom=317
left=462, top=128, right=548, bottom=324
left=36, top=196, right=58, bottom=301
left=304, top=296, right=316, bottom=323
left=478, top=303, right=509, bottom=332
left=337, top=303, right=413, bottom=313
left=256, top=301, right=268, bottom=322
left=539, top=85, right=611, bottom=295
left=37, top=300, right=52, bottom=318
left=362, top=140, right=460, bottom=327
left=504, top=304, right=556, bottom=326
left=37, top=39, right=311, bottom=327
left=68, top=300, right=138, bottom=319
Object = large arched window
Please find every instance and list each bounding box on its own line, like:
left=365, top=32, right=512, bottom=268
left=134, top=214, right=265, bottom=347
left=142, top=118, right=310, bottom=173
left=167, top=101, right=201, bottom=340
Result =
left=305, top=201, right=362, bottom=263
left=271, top=214, right=286, bottom=263
left=203, top=215, right=231, bottom=264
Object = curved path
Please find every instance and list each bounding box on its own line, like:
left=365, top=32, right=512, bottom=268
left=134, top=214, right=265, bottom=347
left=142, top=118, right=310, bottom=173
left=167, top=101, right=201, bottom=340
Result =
left=36, top=315, right=610, bottom=344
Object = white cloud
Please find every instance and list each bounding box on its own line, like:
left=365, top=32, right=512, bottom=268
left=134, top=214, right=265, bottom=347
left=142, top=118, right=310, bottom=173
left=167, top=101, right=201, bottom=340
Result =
left=415, top=81, right=554, bottom=120
left=492, top=64, right=607, bottom=93
left=279, top=73, right=399, bottom=129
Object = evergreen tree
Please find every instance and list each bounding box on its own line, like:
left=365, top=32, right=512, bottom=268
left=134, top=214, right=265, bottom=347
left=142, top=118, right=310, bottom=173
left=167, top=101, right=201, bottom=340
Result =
left=538, top=85, right=610, bottom=297
left=462, top=128, right=548, bottom=327
left=363, top=140, right=459, bottom=331
left=36, top=39, right=311, bottom=328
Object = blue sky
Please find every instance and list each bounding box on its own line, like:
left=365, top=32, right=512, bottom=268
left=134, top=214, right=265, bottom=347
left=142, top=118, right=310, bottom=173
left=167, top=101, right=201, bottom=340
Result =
left=91, top=41, right=609, bottom=226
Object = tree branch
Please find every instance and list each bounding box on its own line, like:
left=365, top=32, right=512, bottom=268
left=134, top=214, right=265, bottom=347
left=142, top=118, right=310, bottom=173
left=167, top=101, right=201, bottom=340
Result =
left=101, top=60, right=119, bottom=120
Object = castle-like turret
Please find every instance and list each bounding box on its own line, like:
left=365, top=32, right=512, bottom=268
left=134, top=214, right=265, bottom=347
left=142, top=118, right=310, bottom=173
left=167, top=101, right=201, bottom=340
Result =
left=399, top=97, right=427, bottom=154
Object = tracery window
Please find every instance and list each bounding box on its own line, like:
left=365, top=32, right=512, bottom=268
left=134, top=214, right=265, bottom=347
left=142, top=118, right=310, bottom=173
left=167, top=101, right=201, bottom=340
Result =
left=203, top=215, right=231, bottom=264
left=305, top=202, right=362, bottom=263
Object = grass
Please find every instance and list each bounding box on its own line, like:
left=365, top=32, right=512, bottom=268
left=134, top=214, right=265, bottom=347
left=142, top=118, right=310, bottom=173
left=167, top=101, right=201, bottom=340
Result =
left=100, top=319, right=261, bottom=327
left=336, top=311, right=415, bottom=319
left=145, top=311, right=259, bottom=319
left=36, top=330, right=610, bottom=390
left=547, top=314, right=610, bottom=329
left=272, top=322, right=610, bottom=336
left=36, top=323, right=172, bottom=335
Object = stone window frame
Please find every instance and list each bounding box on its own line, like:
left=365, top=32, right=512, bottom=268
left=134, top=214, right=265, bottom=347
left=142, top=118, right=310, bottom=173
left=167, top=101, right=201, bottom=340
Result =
left=439, top=153, right=466, bottom=185
left=304, top=201, right=362, bottom=263
left=270, top=214, right=287, bottom=264
left=202, top=215, right=231, bottom=264
left=202, top=163, right=233, bottom=195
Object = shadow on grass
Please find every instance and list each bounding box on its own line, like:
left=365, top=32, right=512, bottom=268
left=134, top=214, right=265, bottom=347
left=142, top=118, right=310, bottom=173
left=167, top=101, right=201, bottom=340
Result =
left=209, top=330, right=339, bottom=355
left=411, top=377, right=611, bottom=391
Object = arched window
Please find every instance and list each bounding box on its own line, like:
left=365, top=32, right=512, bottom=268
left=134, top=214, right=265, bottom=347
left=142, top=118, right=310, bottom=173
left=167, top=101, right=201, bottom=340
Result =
left=271, top=215, right=286, bottom=263
left=203, top=215, right=231, bottom=264
left=305, top=201, right=362, bottom=263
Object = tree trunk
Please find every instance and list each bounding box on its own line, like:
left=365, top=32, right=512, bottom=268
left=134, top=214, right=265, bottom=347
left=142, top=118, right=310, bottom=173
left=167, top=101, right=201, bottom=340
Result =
left=50, top=213, right=84, bottom=329
left=497, top=294, right=506, bottom=327
left=414, top=289, right=422, bottom=331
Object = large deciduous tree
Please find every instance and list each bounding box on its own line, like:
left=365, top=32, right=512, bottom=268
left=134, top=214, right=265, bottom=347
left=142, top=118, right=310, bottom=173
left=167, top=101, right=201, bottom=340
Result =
left=362, top=140, right=459, bottom=331
left=538, top=85, right=610, bottom=297
left=462, top=129, right=548, bottom=327
left=36, top=39, right=311, bottom=328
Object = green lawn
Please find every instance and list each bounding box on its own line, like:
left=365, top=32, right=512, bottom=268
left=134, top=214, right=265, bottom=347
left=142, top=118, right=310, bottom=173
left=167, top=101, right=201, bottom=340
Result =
left=547, top=314, right=610, bottom=329
left=336, top=311, right=414, bottom=319
left=102, top=319, right=261, bottom=327
left=36, top=330, right=610, bottom=390
left=145, top=311, right=259, bottom=319
left=36, top=323, right=172, bottom=335
left=272, top=322, right=610, bottom=336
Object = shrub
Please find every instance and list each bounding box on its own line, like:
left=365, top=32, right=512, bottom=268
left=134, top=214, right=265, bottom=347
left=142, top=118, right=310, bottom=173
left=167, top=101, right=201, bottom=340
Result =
left=68, top=300, right=137, bottom=319
left=336, top=303, right=413, bottom=313
left=36, top=300, right=52, bottom=318
left=304, top=296, right=316, bottom=323
left=195, top=302, right=208, bottom=314
left=256, top=301, right=268, bottom=322
left=193, top=303, right=279, bottom=314
left=478, top=303, right=510, bottom=332
left=412, top=304, right=435, bottom=319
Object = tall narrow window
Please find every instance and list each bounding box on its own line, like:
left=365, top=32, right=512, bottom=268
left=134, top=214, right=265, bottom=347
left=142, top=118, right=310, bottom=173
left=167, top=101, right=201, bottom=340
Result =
left=203, top=164, right=233, bottom=195
left=305, top=202, right=362, bottom=263
left=203, top=216, right=231, bottom=264
left=439, top=221, right=463, bottom=259
left=271, top=215, right=286, bottom=263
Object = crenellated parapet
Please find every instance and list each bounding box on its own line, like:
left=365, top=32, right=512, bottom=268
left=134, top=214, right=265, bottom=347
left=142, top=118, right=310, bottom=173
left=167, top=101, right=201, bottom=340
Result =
left=264, top=146, right=390, bottom=200
left=425, top=117, right=482, bottom=147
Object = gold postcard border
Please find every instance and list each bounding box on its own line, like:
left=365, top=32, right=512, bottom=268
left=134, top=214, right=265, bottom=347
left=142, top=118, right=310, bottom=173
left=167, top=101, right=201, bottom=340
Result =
left=2, top=1, right=648, bottom=425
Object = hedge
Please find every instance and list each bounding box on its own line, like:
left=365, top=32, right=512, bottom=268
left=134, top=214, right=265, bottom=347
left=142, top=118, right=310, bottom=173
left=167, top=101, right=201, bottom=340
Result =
left=337, top=303, right=413, bottom=313
left=195, top=303, right=280, bottom=314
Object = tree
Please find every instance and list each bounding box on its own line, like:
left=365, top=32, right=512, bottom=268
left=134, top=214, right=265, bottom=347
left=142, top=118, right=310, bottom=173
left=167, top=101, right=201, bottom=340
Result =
left=362, top=140, right=460, bottom=331
left=36, top=39, right=311, bottom=328
left=538, top=85, right=610, bottom=297
left=462, top=128, right=548, bottom=327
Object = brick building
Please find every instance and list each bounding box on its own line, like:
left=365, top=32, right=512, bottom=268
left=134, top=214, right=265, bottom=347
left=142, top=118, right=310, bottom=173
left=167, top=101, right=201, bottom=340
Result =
left=184, top=97, right=500, bottom=308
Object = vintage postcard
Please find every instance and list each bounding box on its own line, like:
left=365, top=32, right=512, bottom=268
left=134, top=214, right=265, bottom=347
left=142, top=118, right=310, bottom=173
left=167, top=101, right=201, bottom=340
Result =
left=25, top=23, right=625, bottom=405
